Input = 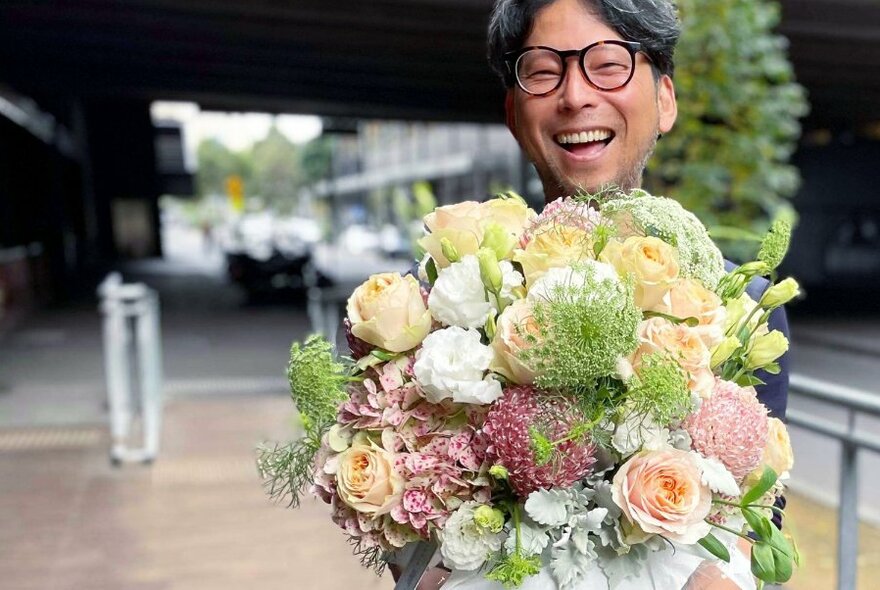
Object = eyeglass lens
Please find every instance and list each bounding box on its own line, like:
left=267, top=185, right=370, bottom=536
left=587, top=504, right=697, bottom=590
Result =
left=516, top=44, right=635, bottom=95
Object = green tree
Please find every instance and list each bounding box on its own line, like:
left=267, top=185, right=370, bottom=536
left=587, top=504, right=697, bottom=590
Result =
left=194, top=138, right=253, bottom=198
left=299, top=135, right=334, bottom=186
left=645, top=0, right=809, bottom=259
left=252, top=125, right=302, bottom=212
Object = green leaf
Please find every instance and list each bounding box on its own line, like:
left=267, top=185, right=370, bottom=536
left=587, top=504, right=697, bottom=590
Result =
left=762, top=362, right=781, bottom=375
left=425, top=257, right=438, bottom=285
left=698, top=533, right=731, bottom=562
left=736, top=374, right=766, bottom=387
left=742, top=507, right=773, bottom=541
left=751, top=542, right=777, bottom=583
left=742, top=466, right=778, bottom=506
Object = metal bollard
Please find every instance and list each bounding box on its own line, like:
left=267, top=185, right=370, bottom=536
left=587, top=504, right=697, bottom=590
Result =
left=98, top=273, right=164, bottom=465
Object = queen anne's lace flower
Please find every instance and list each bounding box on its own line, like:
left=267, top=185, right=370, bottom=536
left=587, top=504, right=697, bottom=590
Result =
left=439, top=501, right=506, bottom=570
left=683, top=378, right=770, bottom=481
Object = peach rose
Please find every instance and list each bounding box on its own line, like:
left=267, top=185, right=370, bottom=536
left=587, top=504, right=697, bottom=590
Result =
left=631, top=317, right=714, bottom=399
left=601, top=236, right=680, bottom=309
left=418, top=201, right=486, bottom=268
left=489, top=299, right=541, bottom=384
left=651, top=278, right=727, bottom=349
left=347, top=273, right=432, bottom=352
left=335, top=438, right=404, bottom=515
left=747, top=417, right=794, bottom=485
left=513, top=225, right=593, bottom=286
left=611, top=448, right=713, bottom=544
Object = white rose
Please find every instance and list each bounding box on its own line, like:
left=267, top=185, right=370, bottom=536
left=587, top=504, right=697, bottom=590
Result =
left=428, top=255, right=492, bottom=328
left=413, top=327, right=502, bottom=405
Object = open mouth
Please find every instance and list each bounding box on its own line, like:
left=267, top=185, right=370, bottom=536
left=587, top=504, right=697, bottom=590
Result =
left=554, top=129, right=614, bottom=156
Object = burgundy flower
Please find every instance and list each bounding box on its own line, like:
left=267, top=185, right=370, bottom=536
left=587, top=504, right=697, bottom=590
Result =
left=484, top=385, right=596, bottom=497
left=344, top=317, right=373, bottom=359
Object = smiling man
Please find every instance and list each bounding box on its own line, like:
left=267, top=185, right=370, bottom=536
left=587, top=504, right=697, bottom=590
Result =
left=488, top=0, right=679, bottom=202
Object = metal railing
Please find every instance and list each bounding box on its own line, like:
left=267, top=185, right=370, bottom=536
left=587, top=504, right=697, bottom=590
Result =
left=786, top=373, right=880, bottom=590
left=98, top=273, right=163, bottom=464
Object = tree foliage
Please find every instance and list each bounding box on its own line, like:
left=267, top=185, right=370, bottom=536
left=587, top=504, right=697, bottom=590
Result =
left=645, top=0, right=809, bottom=260
left=194, top=127, right=335, bottom=212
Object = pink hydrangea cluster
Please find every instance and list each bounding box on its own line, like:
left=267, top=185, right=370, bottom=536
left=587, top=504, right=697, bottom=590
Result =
left=519, top=196, right=604, bottom=248
left=684, top=378, right=770, bottom=481
left=483, top=385, right=597, bottom=497
left=314, top=359, right=493, bottom=549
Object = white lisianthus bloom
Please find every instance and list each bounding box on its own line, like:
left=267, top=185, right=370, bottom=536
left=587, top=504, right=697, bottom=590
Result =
left=428, top=255, right=492, bottom=328
left=527, top=261, right=619, bottom=303
left=413, top=327, right=502, bottom=404
left=497, top=260, right=525, bottom=304
left=439, top=501, right=506, bottom=571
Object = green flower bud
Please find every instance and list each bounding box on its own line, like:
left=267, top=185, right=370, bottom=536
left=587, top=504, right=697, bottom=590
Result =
left=745, top=330, right=789, bottom=370
left=710, top=336, right=741, bottom=368
left=758, top=219, right=792, bottom=271
left=489, top=464, right=509, bottom=480
left=477, top=247, right=503, bottom=294
left=440, top=237, right=460, bottom=264
left=484, top=311, right=497, bottom=340
left=473, top=505, right=505, bottom=533
left=759, top=278, right=800, bottom=310
left=480, top=222, right=517, bottom=260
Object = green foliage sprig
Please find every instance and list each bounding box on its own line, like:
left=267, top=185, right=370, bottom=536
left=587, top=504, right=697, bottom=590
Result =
left=701, top=467, right=800, bottom=588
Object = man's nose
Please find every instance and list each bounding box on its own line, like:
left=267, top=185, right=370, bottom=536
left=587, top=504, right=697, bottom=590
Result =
left=557, top=58, right=599, bottom=111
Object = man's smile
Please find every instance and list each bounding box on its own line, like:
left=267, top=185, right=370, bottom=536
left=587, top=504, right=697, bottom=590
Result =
left=553, top=128, right=615, bottom=160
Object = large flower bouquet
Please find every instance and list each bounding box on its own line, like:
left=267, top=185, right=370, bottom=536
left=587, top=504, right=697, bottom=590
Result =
left=258, top=189, right=800, bottom=590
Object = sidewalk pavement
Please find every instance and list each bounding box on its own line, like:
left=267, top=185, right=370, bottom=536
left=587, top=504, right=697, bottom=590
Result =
left=0, top=395, right=392, bottom=590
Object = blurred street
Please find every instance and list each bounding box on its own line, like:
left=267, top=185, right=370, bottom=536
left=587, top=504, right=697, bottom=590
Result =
left=1, top=226, right=879, bottom=589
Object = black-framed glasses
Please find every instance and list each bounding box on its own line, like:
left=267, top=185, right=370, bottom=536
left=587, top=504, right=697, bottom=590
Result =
left=505, top=40, right=644, bottom=96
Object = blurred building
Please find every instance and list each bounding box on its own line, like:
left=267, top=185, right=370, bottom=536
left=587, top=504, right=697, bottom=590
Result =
left=308, top=121, right=537, bottom=234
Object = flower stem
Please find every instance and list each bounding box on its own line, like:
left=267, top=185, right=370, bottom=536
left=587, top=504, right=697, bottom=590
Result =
left=707, top=520, right=756, bottom=544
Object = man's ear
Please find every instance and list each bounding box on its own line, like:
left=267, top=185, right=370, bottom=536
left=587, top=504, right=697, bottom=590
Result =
left=504, top=89, right=519, bottom=141
left=657, top=75, right=677, bottom=134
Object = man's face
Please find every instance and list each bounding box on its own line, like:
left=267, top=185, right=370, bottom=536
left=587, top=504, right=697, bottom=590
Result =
left=510, top=0, right=677, bottom=202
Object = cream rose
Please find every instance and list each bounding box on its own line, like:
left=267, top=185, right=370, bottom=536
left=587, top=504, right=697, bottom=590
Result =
left=513, top=225, right=593, bottom=286
left=602, top=236, right=680, bottom=309
left=651, top=278, right=727, bottom=349
left=631, top=317, right=714, bottom=399
left=748, top=417, right=794, bottom=483
left=418, top=201, right=485, bottom=268
left=482, top=197, right=536, bottom=255
left=611, top=448, right=713, bottom=544
left=489, top=298, right=540, bottom=384
left=346, top=272, right=431, bottom=352
left=335, top=438, right=404, bottom=515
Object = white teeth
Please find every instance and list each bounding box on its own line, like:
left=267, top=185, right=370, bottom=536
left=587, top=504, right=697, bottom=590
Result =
left=556, top=130, right=612, bottom=144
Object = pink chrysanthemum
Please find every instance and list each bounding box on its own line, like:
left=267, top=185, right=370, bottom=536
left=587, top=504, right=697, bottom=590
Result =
left=483, top=385, right=596, bottom=497
left=684, top=378, right=770, bottom=481
left=519, top=197, right=604, bottom=248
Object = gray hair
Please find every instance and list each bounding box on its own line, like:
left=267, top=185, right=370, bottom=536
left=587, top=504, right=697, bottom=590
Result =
left=487, top=0, right=681, bottom=86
